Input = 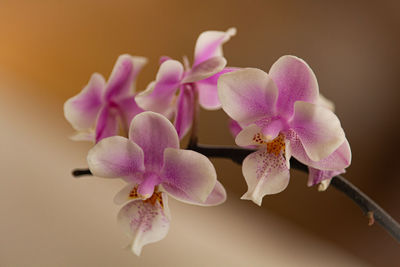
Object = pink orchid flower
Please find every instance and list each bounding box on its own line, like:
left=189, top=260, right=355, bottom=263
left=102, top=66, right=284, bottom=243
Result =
left=87, top=111, right=226, bottom=255
left=227, top=94, right=345, bottom=191
left=64, top=54, right=146, bottom=143
left=135, top=28, right=236, bottom=138
left=218, top=55, right=351, bottom=205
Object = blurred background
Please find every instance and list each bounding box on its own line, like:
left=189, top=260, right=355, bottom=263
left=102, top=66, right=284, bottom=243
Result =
left=1, top=0, right=399, bottom=266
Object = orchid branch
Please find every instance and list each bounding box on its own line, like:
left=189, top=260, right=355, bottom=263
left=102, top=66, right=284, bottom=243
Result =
left=72, top=143, right=400, bottom=243
left=188, top=85, right=200, bottom=148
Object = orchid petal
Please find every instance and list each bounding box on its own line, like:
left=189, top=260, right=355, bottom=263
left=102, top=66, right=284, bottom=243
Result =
left=318, top=94, right=335, bottom=111
left=135, top=60, right=183, bottom=117
left=291, top=138, right=351, bottom=171
left=160, top=148, right=217, bottom=204
left=94, top=106, right=119, bottom=143
left=69, top=131, right=95, bottom=142
left=194, top=28, right=236, bottom=66
left=235, top=124, right=263, bottom=147
left=116, top=96, right=144, bottom=134
left=241, top=148, right=290, bottom=206
left=64, top=73, right=105, bottom=131
left=269, top=55, right=319, bottom=117
left=174, top=87, right=194, bottom=139
left=114, top=183, right=140, bottom=205
left=117, top=193, right=170, bottom=256
left=182, top=55, right=190, bottom=70
left=168, top=180, right=227, bottom=206
left=197, top=67, right=237, bottom=110
left=218, top=68, right=278, bottom=125
left=202, top=181, right=227, bottom=206
left=159, top=56, right=172, bottom=65
left=87, top=136, right=145, bottom=180
left=104, top=55, right=147, bottom=100
left=289, top=101, right=345, bottom=162
left=228, top=119, right=242, bottom=138
left=182, top=57, right=226, bottom=83
left=307, top=167, right=344, bottom=190
left=129, top=112, right=179, bottom=171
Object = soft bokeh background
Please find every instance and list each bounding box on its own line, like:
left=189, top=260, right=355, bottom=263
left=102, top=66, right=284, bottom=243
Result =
left=1, top=0, right=399, bottom=266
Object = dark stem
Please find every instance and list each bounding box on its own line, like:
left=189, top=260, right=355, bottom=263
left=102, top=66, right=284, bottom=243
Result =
left=72, top=143, right=400, bottom=243
left=188, top=84, right=200, bottom=148
left=72, top=169, right=92, bottom=176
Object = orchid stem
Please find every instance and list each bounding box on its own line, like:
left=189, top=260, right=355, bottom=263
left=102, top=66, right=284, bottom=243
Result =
left=72, top=143, right=400, bottom=243
left=188, top=85, right=200, bottom=148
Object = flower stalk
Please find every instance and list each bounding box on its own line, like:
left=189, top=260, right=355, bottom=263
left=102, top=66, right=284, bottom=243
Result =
left=188, top=84, right=200, bottom=148
left=72, top=143, right=400, bottom=243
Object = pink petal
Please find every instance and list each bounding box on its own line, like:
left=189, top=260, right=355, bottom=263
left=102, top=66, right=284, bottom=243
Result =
left=269, top=55, right=319, bottom=117
left=160, top=148, right=217, bottom=204
left=182, top=57, right=226, bottom=83
left=290, top=138, right=351, bottom=171
left=218, top=68, right=278, bottom=125
left=129, top=112, right=179, bottom=172
left=289, top=101, right=345, bottom=162
left=200, top=181, right=227, bottom=206
left=104, top=55, right=147, bottom=100
left=174, top=86, right=194, bottom=139
left=228, top=119, right=242, bottom=138
left=318, top=94, right=335, bottom=111
left=159, top=56, right=172, bottom=65
left=94, top=106, right=119, bottom=143
left=64, top=73, right=105, bottom=131
left=116, top=96, right=144, bottom=134
left=241, top=147, right=290, bottom=206
left=194, top=27, right=236, bottom=66
left=87, top=136, right=145, bottom=182
left=307, top=167, right=345, bottom=190
left=135, top=60, right=184, bottom=118
left=117, top=193, right=170, bottom=256
left=197, top=67, right=238, bottom=110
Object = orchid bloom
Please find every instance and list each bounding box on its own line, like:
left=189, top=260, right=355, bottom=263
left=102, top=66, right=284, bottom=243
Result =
left=218, top=55, right=351, bottom=205
left=135, top=28, right=236, bottom=138
left=228, top=94, right=345, bottom=191
left=87, top=111, right=226, bottom=255
left=64, top=54, right=146, bottom=143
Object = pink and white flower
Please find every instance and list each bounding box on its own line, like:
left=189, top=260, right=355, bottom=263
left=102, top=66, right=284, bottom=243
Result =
left=87, top=111, right=226, bottom=255
left=218, top=55, right=351, bottom=205
left=64, top=54, right=146, bottom=143
left=135, top=28, right=236, bottom=138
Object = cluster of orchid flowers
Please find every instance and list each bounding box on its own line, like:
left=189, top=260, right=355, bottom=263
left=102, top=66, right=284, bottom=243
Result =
left=64, top=28, right=351, bottom=255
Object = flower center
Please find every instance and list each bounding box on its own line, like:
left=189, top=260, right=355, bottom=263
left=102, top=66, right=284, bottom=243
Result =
left=253, top=133, right=286, bottom=156
left=128, top=186, right=164, bottom=207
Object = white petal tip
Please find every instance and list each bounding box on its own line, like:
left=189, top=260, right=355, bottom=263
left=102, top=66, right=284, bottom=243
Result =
left=69, top=131, right=95, bottom=142
left=227, top=27, right=237, bottom=37
left=132, top=56, right=148, bottom=65
left=132, top=244, right=142, bottom=256
left=240, top=193, right=262, bottom=206
left=318, top=180, right=331, bottom=191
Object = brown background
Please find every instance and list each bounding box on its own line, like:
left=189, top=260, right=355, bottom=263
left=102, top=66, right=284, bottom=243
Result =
left=1, top=0, right=399, bottom=266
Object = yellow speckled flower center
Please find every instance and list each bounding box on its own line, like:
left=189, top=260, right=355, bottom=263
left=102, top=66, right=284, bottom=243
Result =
left=129, top=186, right=164, bottom=207
left=253, top=133, right=286, bottom=156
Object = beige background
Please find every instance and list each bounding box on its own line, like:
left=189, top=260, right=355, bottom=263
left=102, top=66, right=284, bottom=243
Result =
left=1, top=0, right=399, bottom=266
